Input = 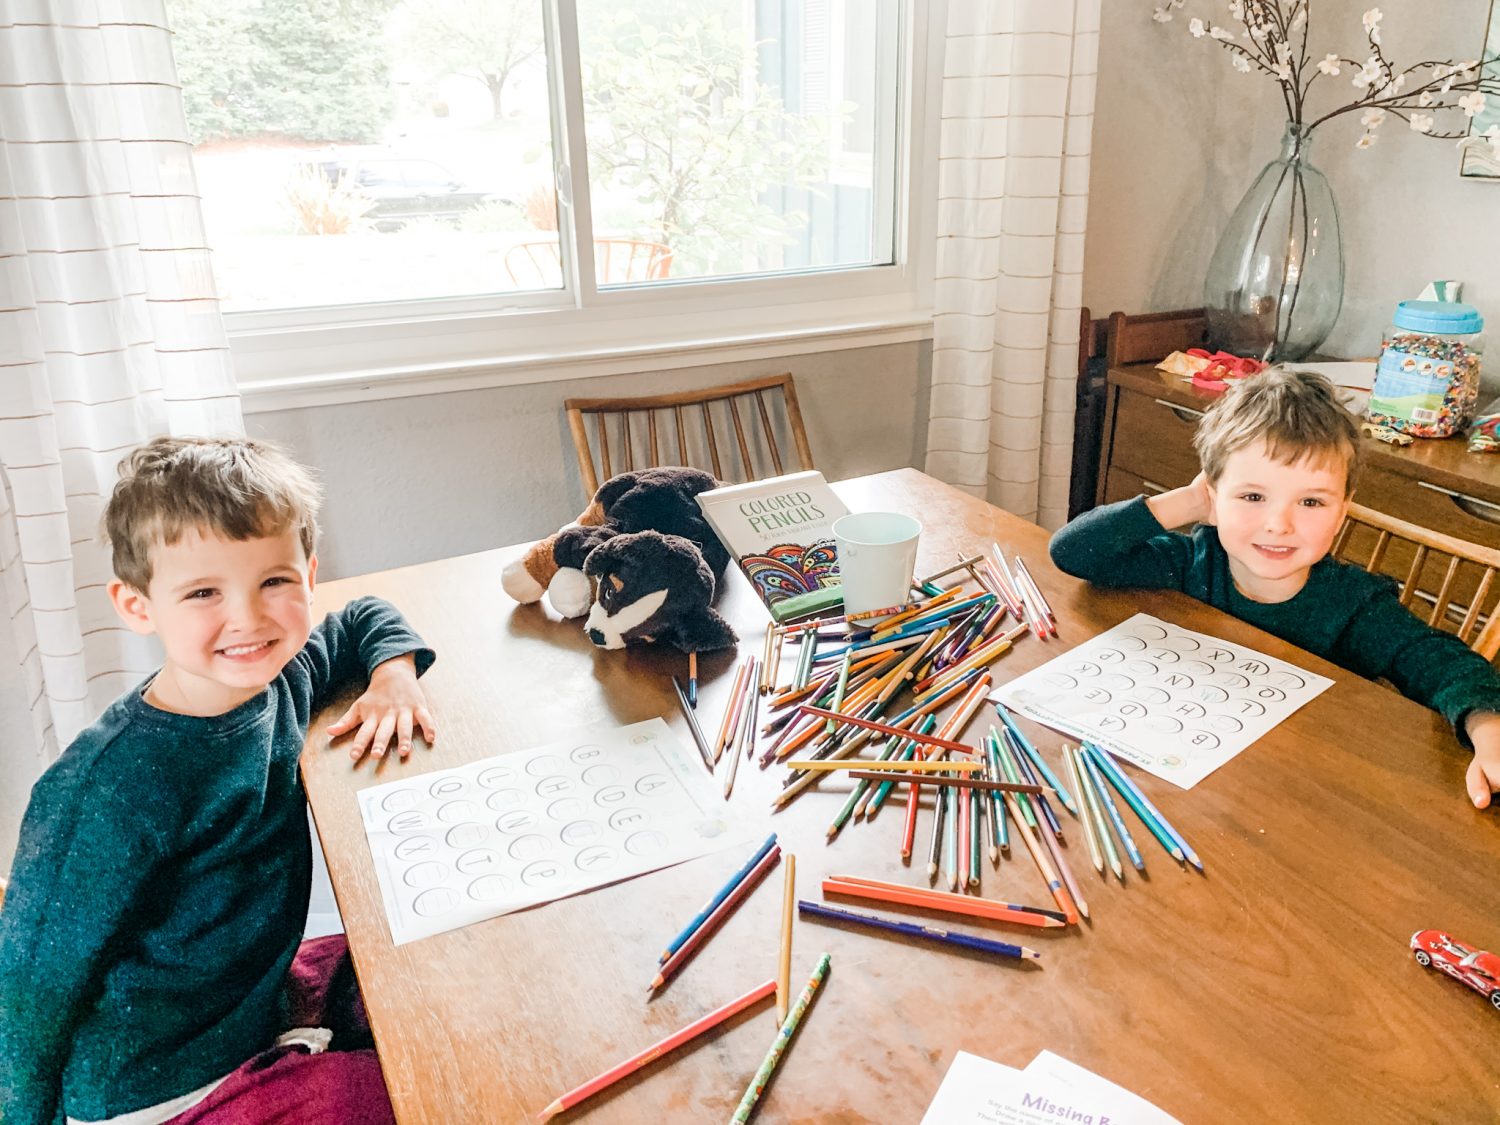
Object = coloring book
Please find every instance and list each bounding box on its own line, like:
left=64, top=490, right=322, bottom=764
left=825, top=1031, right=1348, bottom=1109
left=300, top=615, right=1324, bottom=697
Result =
left=696, top=470, right=849, bottom=622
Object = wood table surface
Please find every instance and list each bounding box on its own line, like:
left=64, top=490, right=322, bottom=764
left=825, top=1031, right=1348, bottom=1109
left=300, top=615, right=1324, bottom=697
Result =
left=301, top=468, right=1500, bottom=1124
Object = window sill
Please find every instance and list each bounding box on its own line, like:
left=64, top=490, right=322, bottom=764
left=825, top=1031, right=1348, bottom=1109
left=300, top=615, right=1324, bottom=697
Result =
left=235, top=297, right=934, bottom=414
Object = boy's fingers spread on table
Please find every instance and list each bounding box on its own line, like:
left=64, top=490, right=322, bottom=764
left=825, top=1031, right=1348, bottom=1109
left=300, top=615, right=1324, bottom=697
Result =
left=1465, top=759, right=1493, bottom=808
left=416, top=705, right=437, bottom=745
left=397, top=711, right=414, bottom=759
left=370, top=714, right=397, bottom=759
left=349, top=716, right=379, bottom=760
left=327, top=706, right=360, bottom=737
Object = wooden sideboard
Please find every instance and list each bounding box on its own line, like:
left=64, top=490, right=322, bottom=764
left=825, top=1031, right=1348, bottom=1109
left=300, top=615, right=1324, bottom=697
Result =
left=1096, top=362, right=1500, bottom=540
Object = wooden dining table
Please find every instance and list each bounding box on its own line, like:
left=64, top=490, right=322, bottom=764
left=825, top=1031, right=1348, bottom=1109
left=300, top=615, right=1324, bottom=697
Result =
left=301, top=468, right=1500, bottom=1124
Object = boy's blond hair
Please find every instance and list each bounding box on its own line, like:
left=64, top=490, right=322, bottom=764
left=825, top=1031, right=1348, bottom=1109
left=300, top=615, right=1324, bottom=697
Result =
left=1192, top=367, right=1361, bottom=495
left=104, top=436, right=323, bottom=591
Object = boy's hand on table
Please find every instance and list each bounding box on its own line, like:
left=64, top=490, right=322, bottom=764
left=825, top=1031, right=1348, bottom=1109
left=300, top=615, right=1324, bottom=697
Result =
left=328, top=653, right=437, bottom=762
left=1464, top=712, right=1500, bottom=809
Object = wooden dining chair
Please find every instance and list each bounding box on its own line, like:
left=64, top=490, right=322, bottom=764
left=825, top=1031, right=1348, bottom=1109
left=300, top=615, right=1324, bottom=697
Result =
left=1104, top=307, right=1209, bottom=367
left=1332, top=502, right=1500, bottom=661
left=564, top=373, right=816, bottom=497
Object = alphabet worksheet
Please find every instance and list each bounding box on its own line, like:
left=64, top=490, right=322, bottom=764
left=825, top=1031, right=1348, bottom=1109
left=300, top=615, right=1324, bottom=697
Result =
left=359, top=718, right=751, bottom=944
left=992, top=613, right=1333, bottom=788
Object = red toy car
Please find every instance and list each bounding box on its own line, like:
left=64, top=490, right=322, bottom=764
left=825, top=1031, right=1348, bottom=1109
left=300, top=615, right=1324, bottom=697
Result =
left=1410, top=929, right=1500, bottom=1012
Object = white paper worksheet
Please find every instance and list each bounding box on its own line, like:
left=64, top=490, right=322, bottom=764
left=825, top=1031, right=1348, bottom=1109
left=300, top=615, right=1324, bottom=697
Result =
left=358, top=718, right=751, bottom=944
left=992, top=613, right=1333, bottom=789
left=920, top=1050, right=1182, bottom=1125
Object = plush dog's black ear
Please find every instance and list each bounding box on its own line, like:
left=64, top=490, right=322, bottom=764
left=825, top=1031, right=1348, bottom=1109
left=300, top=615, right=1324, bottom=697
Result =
left=671, top=606, right=738, bottom=652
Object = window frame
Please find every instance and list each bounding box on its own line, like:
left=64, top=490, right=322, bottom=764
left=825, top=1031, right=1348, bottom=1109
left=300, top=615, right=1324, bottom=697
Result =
left=226, top=0, right=943, bottom=409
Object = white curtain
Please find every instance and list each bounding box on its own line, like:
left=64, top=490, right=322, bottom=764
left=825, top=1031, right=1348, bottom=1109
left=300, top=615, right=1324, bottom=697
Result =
left=0, top=1, right=242, bottom=762
left=924, top=0, right=1101, bottom=531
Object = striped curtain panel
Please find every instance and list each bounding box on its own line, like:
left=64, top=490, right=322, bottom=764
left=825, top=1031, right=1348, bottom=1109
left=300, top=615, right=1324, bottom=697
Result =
left=924, top=0, right=1101, bottom=531
left=0, top=1, right=242, bottom=761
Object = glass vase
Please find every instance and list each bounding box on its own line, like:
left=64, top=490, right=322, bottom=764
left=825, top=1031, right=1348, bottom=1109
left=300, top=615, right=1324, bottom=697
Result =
left=1204, top=123, right=1344, bottom=362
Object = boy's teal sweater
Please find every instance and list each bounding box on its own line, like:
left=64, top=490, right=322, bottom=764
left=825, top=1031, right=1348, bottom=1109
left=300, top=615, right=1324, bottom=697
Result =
left=0, top=597, right=434, bottom=1125
left=1049, top=496, right=1500, bottom=743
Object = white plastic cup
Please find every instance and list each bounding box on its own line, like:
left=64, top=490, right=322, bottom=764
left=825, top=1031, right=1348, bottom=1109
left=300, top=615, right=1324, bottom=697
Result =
left=833, top=512, right=922, bottom=617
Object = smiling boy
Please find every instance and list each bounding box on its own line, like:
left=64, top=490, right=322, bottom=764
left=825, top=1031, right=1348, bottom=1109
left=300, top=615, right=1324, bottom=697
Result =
left=1050, top=368, right=1500, bottom=807
left=0, top=437, right=435, bottom=1125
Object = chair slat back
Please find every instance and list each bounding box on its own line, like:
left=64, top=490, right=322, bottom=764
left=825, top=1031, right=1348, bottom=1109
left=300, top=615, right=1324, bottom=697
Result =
left=1105, top=308, right=1209, bottom=367
left=1334, top=502, right=1500, bottom=661
left=564, top=373, right=815, bottom=497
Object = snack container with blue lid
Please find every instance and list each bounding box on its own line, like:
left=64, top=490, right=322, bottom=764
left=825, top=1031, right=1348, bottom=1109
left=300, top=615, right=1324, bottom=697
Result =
left=1366, top=300, right=1485, bottom=438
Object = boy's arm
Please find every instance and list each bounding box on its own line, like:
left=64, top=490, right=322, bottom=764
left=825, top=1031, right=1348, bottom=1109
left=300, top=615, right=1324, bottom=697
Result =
left=295, top=595, right=436, bottom=710
left=1048, top=477, right=1212, bottom=590
left=0, top=789, right=163, bottom=1125
left=1332, top=585, right=1500, bottom=801
left=295, top=596, right=437, bottom=761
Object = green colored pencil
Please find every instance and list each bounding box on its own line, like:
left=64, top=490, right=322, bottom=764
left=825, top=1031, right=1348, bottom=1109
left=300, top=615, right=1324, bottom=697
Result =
left=825, top=651, right=853, bottom=734
left=984, top=730, right=1009, bottom=856
left=866, top=715, right=936, bottom=816
left=730, top=953, right=832, bottom=1123
left=968, top=787, right=982, bottom=887
left=1074, top=744, right=1122, bottom=881
left=991, top=727, right=1037, bottom=828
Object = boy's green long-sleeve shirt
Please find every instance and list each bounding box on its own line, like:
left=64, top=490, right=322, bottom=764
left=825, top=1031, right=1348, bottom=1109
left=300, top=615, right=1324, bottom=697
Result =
left=1049, top=496, right=1500, bottom=743
left=0, top=596, right=434, bottom=1125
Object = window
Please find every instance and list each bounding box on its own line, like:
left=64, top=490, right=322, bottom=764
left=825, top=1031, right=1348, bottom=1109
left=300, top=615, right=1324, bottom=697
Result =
left=165, top=0, right=933, bottom=393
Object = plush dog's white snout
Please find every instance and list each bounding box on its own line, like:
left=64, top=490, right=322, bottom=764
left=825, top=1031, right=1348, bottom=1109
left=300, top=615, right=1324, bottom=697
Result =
left=584, top=588, right=669, bottom=649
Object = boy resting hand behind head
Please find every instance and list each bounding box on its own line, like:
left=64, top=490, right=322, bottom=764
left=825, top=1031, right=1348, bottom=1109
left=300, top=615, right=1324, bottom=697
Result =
left=1050, top=367, right=1500, bottom=809
left=0, top=436, right=436, bottom=1125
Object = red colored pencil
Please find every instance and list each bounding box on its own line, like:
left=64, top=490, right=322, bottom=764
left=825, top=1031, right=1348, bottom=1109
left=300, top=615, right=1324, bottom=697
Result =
left=538, top=978, right=777, bottom=1120
left=649, top=846, right=781, bottom=991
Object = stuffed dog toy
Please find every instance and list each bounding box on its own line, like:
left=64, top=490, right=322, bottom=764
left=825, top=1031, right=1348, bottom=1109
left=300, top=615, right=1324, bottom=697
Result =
left=501, top=467, right=737, bottom=653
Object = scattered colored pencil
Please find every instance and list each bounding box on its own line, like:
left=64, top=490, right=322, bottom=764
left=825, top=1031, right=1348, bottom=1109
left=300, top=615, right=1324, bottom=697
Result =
left=536, top=977, right=778, bottom=1120
left=786, top=758, right=983, bottom=774
left=1085, top=742, right=1202, bottom=871
left=688, top=651, right=698, bottom=707
left=650, top=845, right=782, bottom=991
left=1062, top=747, right=1104, bottom=875
left=822, top=875, right=1068, bottom=928
left=778, top=855, right=796, bottom=1022
left=660, top=833, right=777, bottom=963
left=926, top=774, right=947, bottom=878
left=671, top=676, right=714, bottom=773
left=798, top=900, right=1040, bottom=962
left=995, top=705, right=1076, bottom=815
left=729, top=953, right=832, bottom=1123
left=1075, top=746, right=1124, bottom=882
left=1080, top=749, right=1145, bottom=873
left=1003, top=792, right=1078, bottom=925
left=842, top=770, right=1042, bottom=796
left=713, top=659, right=753, bottom=763
left=1013, top=556, right=1057, bottom=633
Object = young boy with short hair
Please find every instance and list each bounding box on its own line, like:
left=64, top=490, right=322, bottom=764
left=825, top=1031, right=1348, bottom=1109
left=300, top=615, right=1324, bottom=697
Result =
left=1050, top=367, right=1500, bottom=807
left=0, top=436, right=437, bottom=1125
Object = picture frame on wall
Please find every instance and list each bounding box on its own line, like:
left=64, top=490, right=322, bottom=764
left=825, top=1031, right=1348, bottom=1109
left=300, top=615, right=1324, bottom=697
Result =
left=1460, top=0, right=1500, bottom=179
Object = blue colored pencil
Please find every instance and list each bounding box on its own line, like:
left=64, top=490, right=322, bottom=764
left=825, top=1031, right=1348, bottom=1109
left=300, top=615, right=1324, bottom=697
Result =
left=797, top=900, right=1040, bottom=961
left=995, top=705, right=1076, bottom=815
left=659, top=833, right=777, bottom=963
left=1080, top=749, right=1145, bottom=872
left=1085, top=742, right=1201, bottom=871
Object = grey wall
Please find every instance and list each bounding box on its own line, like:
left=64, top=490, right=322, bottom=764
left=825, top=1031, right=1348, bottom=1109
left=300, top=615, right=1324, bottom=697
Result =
left=1085, top=0, right=1500, bottom=393
left=248, top=341, right=932, bottom=580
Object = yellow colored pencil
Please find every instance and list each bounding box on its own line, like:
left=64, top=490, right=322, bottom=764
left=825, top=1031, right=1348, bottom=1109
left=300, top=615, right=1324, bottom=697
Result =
left=777, top=855, right=796, bottom=1022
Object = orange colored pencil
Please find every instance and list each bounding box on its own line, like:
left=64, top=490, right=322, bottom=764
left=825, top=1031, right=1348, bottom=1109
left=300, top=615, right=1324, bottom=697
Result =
left=538, top=978, right=777, bottom=1120
left=713, top=659, right=752, bottom=763
left=650, top=845, right=781, bottom=991
left=822, top=875, right=1067, bottom=928
left=1004, top=793, right=1077, bottom=925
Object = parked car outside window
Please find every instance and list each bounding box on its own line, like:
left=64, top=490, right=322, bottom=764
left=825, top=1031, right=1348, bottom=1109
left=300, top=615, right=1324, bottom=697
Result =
left=297, top=151, right=503, bottom=231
